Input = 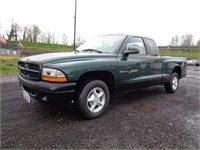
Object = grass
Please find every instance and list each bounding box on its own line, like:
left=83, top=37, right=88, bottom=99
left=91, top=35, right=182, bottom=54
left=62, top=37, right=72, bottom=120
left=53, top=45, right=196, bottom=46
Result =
left=160, top=49, right=200, bottom=59
left=21, top=42, right=73, bottom=52
left=19, top=42, right=73, bottom=56
left=0, top=56, right=19, bottom=76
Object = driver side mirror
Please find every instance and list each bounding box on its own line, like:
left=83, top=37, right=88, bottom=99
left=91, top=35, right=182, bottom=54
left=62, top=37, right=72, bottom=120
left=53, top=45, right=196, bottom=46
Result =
left=123, top=47, right=140, bottom=57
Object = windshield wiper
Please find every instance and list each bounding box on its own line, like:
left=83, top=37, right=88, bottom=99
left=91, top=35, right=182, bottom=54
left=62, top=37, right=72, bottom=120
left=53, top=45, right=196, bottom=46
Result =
left=82, top=49, right=103, bottom=53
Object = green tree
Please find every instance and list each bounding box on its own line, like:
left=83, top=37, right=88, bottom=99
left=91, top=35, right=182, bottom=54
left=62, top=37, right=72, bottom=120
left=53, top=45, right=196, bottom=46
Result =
left=22, top=25, right=28, bottom=41
left=47, top=32, right=52, bottom=44
left=26, top=26, right=33, bottom=42
left=180, top=34, right=194, bottom=46
left=32, top=25, right=41, bottom=42
left=170, top=35, right=179, bottom=46
left=7, top=21, right=21, bottom=41
left=52, top=32, right=57, bottom=44
left=170, top=36, right=175, bottom=46
left=174, top=35, right=179, bottom=46
left=62, top=34, right=68, bottom=45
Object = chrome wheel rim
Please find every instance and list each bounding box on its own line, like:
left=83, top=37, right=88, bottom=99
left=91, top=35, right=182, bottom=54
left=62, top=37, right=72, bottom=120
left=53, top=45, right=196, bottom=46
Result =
left=172, top=76, right=178, bottom=90
left=87, top=87, right=106, bottom=113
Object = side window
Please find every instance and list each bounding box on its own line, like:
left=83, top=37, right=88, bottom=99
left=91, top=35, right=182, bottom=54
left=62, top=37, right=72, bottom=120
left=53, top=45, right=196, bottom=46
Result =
left=144, top=38, right=159, bottom=56
left=126, top=37, right=146, bottom=55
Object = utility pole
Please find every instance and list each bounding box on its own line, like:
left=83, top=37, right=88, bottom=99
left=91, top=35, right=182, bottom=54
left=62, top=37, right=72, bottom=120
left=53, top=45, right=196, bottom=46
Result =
left=73, top=0, right=77, bottom=50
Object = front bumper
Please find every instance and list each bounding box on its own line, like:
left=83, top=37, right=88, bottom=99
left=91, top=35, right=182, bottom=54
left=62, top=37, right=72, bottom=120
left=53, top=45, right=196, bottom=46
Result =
left=18, top=74, right=76, bottom=102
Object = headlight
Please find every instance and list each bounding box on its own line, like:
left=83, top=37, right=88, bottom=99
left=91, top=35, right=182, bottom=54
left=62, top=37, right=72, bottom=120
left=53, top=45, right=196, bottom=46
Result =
left=41, top=68, right=68, bottom=83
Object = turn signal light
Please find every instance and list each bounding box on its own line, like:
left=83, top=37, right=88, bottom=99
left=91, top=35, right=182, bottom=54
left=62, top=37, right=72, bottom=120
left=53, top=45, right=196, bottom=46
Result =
left=42, top=75, right=67, bottom=83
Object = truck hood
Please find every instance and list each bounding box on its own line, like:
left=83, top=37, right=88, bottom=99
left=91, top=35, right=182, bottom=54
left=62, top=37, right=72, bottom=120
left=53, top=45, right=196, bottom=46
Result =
left=20, top=52, right=117, bottom=64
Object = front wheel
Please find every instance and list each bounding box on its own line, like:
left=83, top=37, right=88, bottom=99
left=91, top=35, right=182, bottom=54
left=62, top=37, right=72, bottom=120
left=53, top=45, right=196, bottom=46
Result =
left=76, top=80, right=110, bottom=119
left=165, top=72, right=179, bottom=93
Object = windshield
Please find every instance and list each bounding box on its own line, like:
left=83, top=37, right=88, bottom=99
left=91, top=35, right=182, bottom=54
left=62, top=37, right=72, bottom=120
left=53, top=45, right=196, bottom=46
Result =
left=77, top=35, right=126, bottom=53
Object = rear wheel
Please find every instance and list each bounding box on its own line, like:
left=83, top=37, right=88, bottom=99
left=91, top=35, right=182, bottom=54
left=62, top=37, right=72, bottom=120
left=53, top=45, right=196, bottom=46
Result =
left=165, top=72, right=179, bottom=93
left=76, top=80, right=110, bottom=119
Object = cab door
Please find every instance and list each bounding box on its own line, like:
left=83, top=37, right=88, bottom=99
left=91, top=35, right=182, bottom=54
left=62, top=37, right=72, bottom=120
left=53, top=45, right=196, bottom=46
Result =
left=117, top=37, right=152, bottom=93
left=143, top=38, right=162, bottom=85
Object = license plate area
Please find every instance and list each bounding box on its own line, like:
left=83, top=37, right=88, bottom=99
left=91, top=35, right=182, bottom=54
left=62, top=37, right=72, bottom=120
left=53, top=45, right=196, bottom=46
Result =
left=23, top=89, right=31, bottom=103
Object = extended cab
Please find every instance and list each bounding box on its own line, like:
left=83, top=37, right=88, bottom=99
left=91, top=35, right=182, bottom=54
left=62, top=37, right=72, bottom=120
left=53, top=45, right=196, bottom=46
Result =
left=18, top=34, right=187, bottom=118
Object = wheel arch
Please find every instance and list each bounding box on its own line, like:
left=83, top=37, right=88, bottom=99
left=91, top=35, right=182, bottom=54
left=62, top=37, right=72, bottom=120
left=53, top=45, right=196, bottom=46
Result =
left=76, top=71, right=116, bottom=95
left=172, top=66, right=181, bottom=79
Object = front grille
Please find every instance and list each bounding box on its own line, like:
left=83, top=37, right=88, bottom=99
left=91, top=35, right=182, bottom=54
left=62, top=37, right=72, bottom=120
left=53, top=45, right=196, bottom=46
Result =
left=19, top=61, right=40, bottom=80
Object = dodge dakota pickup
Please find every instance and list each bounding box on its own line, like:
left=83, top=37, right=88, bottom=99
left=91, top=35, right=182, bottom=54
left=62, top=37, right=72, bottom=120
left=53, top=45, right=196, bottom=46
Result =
left=18, top=34, right=187, bottom=119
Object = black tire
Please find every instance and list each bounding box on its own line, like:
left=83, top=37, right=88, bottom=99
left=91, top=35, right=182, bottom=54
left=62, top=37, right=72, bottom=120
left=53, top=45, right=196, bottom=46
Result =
left=75, top=80, right=110, bottom=119
left=165, top=72, right=179, bottom=93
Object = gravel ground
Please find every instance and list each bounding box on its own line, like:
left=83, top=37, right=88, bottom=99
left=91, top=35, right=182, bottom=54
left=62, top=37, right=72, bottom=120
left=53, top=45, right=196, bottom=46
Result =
left=1, top=66, right=200, bottom=149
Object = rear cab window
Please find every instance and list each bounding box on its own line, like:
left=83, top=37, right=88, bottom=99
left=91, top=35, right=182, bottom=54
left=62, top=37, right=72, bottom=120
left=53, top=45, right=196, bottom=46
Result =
left=144, top=38, right=159, bottom=56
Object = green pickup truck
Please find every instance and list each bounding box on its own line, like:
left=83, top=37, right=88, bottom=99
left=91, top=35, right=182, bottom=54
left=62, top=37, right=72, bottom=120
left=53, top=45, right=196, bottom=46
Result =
left=18, top=34, right=187, bottom=118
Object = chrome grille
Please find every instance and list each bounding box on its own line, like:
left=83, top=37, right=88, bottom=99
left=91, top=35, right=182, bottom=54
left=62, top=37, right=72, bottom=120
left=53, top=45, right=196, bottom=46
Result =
left=18, top=61, right=40, bottom=80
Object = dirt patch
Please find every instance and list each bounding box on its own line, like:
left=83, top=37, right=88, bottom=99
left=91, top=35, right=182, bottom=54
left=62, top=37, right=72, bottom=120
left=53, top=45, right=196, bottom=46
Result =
left=136, top=105, right=156, bottom=113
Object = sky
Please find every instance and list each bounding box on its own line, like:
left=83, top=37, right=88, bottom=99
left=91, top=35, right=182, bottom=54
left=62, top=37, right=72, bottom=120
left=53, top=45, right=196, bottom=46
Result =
left=0, top=0, right=199, bottom=46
